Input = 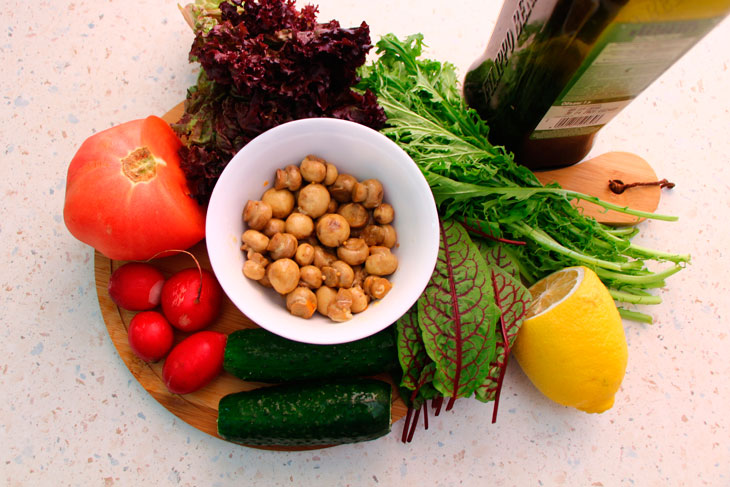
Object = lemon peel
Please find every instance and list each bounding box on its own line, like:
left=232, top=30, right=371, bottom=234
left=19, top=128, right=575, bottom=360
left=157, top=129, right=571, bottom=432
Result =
left=513, top=266, right=628, bottom=413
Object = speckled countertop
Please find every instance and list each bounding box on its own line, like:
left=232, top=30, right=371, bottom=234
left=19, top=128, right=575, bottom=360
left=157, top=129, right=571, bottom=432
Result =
left=2, top=1, right=729, bottom=485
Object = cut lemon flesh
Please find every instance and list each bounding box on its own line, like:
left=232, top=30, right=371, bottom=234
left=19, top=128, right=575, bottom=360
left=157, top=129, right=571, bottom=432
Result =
left=524, top=267, right=583, bottom=320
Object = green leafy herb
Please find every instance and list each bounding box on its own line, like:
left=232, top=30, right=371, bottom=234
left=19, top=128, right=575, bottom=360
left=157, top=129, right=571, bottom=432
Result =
left=359, top=33, right=689, bottom=322
left=472, top=239, right=531, bottom=422
left=395, top=219, right=529, bottom=442
left=417, top=219, right=500, bottom=406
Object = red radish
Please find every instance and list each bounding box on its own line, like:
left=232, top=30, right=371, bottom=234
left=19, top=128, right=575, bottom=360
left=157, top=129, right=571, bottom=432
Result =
left=127, top=311, right=174, bottom=362
left=161, top=266, right=223, bottom=332
left=162, top=331, right=227, bottom=394
left=108, top=262, right=165, bottom=311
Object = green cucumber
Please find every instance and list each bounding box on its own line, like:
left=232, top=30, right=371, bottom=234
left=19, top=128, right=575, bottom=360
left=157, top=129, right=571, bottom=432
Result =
left=223, top=327, right=398, bottom=383
left=217, top=378, right=392, bottom=446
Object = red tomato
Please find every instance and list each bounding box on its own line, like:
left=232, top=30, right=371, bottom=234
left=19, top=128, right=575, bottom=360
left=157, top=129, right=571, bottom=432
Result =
left=162, top=331, right=227, bottom=395
left=161, top=268, right=223, bottom=332
left=63, top=116, right=206, bottom=260
left=127, top=311, right=174, bottom=362
left=108, top=262, right=165, bottom=311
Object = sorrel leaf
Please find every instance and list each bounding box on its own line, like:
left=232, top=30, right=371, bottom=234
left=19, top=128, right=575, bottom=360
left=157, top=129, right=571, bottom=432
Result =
left=473, top=238, right=521, bottom=280
left=416, top=219, right=500, bottom=405
left=395, top=304, right=431, bottom=395
left=475, top=251, right=530, bottom=406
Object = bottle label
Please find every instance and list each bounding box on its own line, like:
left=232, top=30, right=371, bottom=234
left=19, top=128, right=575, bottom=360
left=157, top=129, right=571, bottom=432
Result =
left=530, top=16, right=722, bottom=140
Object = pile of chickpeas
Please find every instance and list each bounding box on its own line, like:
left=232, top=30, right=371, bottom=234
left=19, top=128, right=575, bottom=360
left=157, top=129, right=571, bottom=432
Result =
left=241, top=155, right=398, bottom=322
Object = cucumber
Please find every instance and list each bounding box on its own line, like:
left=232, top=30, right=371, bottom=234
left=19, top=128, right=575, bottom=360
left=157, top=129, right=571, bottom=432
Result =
left=223, top=327, right=398, bottom=383
left=217, top=378, right=392, bottom=446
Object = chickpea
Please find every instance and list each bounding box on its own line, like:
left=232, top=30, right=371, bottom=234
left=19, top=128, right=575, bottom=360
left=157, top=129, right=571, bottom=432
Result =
left=336, top=238, right=369, bottom=266
left=361, top=224, right=385, bottom=247
left=295, top=242, right=315, bottom=266
left=267, top=232, right=298, bottom=260
left=285, top=212, right=314, bottom=239
left=327, top=288, right=353, bottom=322
left=297, top=183, right=331, bottom=218
left=326, top=198, right=338, bottom=214
left=365, top=246, right=398, bottom=276
left=299, top=265, right=323, bottom=289
left=352, top=179, right=383, bottom=209
left=262, top=188, right=295, bottom=219
left=373, top=203, right=394, bottom=224
left=243, top=200, right=272, bottom=230
left=262, top=218, right=286, bottom=238
left=274, top=164, right=302, bottom=191
left=300, top=155, right=327, bottom=183
left=337, top=203, right=369, bottom=229
left=286, top=287, right=317, bottom=319
left=349, top=286, right=370, bottom=313
left=363, top=275, right=392, bottom=299
left=313, top=245, right=337, bottom=268
left=316, top=214, right=350, bottom=248
left=324, top=163, right=338, bottom=186
left=315, top=286, right=338, bottom=317
left=241, top=229, right=270, bottom=253
left=381, top=224, right=397, bottom=249
left=329, top=174, right=357, bottom=203
left=331, top=260, right=355, bottom=288
left=267, top=258, right=300, bottom=295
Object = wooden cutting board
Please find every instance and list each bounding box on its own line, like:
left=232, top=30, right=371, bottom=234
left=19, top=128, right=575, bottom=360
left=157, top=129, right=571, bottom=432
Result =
left=96, top=103, right=412, bottom=451
left=533, top=151, right=663, bottom=225
left=97, top=103, right=664, bottom=450
left=95, top=242, right=408, bottom=451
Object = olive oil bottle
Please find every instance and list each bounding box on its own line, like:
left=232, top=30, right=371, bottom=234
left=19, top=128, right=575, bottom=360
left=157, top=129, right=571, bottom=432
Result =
left=463, top=0, right=730, bottom=169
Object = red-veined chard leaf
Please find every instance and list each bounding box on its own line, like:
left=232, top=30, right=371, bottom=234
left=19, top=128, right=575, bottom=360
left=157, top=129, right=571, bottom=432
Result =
left=395, top=304, right=429, bottom=394
left=416, top=219, right=500, bottom=407
left=472, top=239, right=531, bottom=420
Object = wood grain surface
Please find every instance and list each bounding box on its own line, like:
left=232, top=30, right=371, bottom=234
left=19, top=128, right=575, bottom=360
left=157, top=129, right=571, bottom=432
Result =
left=95, top=242, right=408, bottom=451
left=533, top=151, right=663, bottom=225
left=96, top=104, right=663, bottom=450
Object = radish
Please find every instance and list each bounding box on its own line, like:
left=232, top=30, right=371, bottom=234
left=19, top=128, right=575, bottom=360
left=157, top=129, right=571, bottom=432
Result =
left=108, top=262, right=165, bottom=311
left=127, top=311, right=174, bottom=362
left=160, top=257, right=223, bottom=332
left=162, top=331, right=227, bottom=394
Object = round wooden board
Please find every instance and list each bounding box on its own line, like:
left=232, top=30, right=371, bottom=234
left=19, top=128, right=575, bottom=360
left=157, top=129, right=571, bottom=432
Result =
left=95, top=243, right=408, bottom=451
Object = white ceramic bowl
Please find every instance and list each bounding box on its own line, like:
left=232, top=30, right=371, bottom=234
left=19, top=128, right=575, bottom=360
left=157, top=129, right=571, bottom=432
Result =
left=206, top=118, right=439, bottom=344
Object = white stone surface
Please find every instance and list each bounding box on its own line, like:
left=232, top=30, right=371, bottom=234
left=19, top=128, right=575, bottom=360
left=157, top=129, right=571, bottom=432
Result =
left=2, top=1, right=728, bottom=485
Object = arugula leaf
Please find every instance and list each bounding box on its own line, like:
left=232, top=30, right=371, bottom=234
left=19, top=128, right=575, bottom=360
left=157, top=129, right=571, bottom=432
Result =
left=359, top=33, right=689, bottom=321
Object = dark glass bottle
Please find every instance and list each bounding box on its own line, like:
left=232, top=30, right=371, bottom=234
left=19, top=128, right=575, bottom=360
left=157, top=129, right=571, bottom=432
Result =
left=464, top=0, right=730, bottom=169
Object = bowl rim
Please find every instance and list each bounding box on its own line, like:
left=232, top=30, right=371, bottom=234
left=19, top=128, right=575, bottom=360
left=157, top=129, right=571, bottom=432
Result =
left=206, top=117, right=439, bottom=344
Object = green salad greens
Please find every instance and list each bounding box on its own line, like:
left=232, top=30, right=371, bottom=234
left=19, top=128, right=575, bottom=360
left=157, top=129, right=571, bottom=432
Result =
left=359, top=33, right=689, bottom=324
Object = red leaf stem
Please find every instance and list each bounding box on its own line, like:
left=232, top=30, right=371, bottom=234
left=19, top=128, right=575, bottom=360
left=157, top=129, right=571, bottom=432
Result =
left=407, top=407, right=422, bottom=443
left=433, top=396, right=444, bottom=416
left=423, top=401, right=429, bottom=430
left=401, top=408, right=413, bottom=443
left=445, top=396, right=457, bottom=411
left=490, top=266, right=514, bottom=423
left=461, top=218, right=526, bottom=246
left=439, top=221, right=465, bottom=403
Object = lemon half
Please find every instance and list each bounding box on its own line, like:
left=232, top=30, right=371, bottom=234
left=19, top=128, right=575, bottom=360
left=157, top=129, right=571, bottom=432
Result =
left=513, top=266, right=628, bottom=413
